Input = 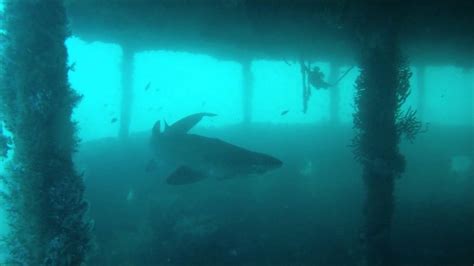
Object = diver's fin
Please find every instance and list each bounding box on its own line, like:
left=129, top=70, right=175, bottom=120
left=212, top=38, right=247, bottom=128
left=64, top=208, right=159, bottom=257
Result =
left=166, top=165, right=207, bottom=185
left=167, top=113, right=217, bottom=135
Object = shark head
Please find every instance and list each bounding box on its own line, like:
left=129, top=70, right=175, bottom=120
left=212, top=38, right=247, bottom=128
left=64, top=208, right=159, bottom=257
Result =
left=233, top=152, right=283, bottom=176
left=252, top=155, right=283, bottom=174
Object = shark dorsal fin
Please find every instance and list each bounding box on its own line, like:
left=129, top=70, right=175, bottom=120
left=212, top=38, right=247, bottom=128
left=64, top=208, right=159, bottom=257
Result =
left=152, top=121, right=161, bottom=138
left=167, top=112, right=217, bottom=135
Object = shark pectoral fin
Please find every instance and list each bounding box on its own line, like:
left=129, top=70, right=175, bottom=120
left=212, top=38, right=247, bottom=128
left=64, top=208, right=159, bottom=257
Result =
left=151, top=121, right=161, bottom=137
left=166, top=166, right=207, bottom=185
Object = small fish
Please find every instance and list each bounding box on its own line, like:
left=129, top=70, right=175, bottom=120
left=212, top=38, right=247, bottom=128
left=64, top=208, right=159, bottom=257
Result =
left=144, top=82, right=151, bottom=91
left=111, top=118, right=118, bottom=123
left=280, top=110, right=289, bottom=116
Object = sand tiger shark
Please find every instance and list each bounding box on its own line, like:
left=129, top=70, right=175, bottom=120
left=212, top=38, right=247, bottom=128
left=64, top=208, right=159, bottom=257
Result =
left=148, top=113, right=282, bottom=185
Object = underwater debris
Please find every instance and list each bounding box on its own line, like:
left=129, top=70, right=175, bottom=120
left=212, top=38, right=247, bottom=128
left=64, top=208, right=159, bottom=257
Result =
left=280, top=110, right=289, bottom=116
left=111, top=118, right=118, bottom=123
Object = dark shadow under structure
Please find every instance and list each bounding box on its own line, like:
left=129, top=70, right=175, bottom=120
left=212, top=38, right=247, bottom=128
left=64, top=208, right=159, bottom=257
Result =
left=0, top=0, right=92, bottom=264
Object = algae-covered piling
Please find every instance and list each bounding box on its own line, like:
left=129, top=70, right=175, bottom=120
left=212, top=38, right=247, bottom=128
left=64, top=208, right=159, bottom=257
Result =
left=0, top=0, right=92, bottom=264
left=352, top=21, right=420, bottom=264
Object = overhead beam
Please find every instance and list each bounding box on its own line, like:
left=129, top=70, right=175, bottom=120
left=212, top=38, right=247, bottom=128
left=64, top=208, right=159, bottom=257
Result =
left=65, top=0, right=474, bottom=67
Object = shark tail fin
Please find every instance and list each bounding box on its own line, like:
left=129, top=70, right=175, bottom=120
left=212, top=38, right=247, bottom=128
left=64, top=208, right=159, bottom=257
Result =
left=152, top=121, right=161, bottom=138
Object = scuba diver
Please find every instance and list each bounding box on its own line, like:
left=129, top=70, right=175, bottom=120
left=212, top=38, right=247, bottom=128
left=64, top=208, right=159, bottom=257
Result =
left=298, top=60, right=354, bottom=90
left=296, top=59, right=354, bottom=113
left=306, top=66, right=332, bottom=90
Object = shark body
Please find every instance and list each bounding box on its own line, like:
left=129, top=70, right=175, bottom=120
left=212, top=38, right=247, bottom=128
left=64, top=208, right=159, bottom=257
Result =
left=150, top=113, right=282, bottom=185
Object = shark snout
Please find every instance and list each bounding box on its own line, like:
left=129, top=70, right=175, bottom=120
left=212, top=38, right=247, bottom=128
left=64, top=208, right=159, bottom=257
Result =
left=251, top=154, right=283, bottom=174
left=268, top=157, right=283, bottom=169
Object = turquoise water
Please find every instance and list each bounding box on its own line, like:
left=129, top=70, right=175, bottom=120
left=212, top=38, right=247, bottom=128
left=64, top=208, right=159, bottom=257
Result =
left=0, top=1, right=473, bottom=264
left=66, top=37, right=472, bottom=142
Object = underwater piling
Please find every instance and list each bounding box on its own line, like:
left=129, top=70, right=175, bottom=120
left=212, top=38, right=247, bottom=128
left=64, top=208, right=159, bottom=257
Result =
left=119, top=45, right=134, bottom=139
left=0, top=0, right=92, bottom=264
left=241, top=59, right=253, bottom=124
left=353, top=36, right=398, bottom=266
left=352, top=22, right=416, bottom=265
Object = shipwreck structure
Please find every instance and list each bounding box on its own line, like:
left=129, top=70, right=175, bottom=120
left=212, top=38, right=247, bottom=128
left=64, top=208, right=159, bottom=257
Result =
left=0, top=0, right=472, bottom=265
